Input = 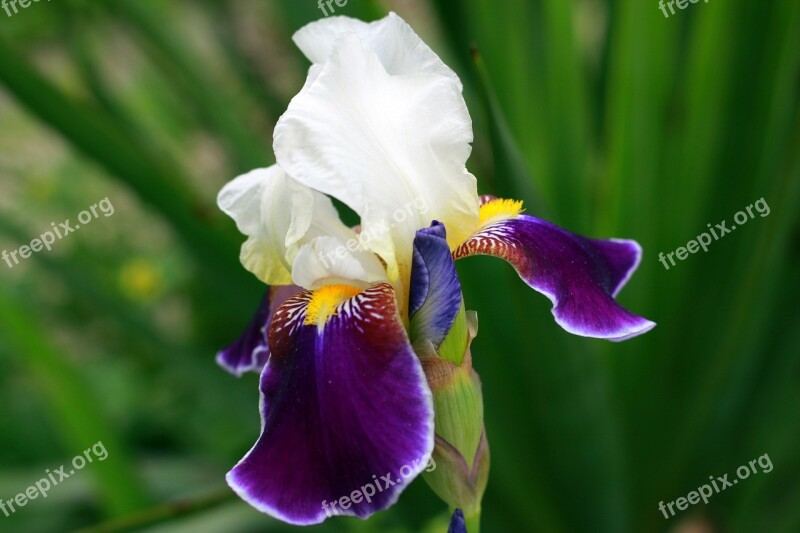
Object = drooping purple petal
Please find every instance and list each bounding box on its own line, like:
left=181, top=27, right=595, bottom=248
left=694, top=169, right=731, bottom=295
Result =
left=227, top=283, right=434, bottom=525
left=588, top=238, right=643, bottom=297
left=454, top=214, right=655, bottom=341
left=216, top=285, right=300, bottom=377
left=448, top=509, right=467, bottom=533
left=409, top=221, right=462, bottom=347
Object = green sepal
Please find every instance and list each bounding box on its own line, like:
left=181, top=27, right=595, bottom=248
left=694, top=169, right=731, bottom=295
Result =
left=420, top=351, right=489, bottom=527
left=437, top=301, right=469, bottom=364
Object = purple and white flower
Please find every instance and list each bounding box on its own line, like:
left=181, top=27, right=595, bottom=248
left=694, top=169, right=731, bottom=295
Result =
left=216, top=12, right=654, bottom=526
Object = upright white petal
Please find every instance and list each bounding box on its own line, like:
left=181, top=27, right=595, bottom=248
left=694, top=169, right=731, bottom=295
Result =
left=274, top=33, right=479, bottom=283
left=293, top=12, right=460, bottom=87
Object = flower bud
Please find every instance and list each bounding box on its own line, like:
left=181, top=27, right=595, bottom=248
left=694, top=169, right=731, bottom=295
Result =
left=420, top=306, right=488, bottom=529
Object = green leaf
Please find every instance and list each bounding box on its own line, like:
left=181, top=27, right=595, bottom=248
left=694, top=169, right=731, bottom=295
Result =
left=0, top=287, right=149, bottom=516
left=0, top=36, right=254, bottom=314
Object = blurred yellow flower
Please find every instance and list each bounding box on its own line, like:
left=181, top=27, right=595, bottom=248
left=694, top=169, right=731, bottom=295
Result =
left=118, top=258, right=162, bottom=302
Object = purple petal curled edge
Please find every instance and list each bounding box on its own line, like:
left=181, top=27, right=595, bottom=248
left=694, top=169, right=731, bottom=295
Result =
left=454, top=214, right=655, bottom=341
left=227, top=283, right=434, bottom=525
left=409, top=221, right=463, bottom=347
left=216, top=285, right=300, bottom=377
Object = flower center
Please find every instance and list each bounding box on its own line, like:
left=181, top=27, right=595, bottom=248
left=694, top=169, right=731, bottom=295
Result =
left=304, top=284, right=363, bottom=327
left=478, top=198, right=524, bottom=227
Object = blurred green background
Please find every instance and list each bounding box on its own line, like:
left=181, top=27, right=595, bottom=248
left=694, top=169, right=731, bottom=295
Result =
left=0, top=0, right=797, bottom=531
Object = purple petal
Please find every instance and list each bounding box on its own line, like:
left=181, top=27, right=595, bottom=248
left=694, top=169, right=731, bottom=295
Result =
left=454, top=215, right=655, bottom=341
left=227, top=283, right=434, bottom=525
left=216, top=285, right=300, bottom=377
left=587, top=238, right=642, bottom=297
left=448, top=509, right=467, bottom=533
left=409, top=221, right=462, bottom=347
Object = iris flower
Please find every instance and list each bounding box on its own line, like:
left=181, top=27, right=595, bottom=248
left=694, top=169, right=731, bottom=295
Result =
left=216, top=13, right=654, bottom=528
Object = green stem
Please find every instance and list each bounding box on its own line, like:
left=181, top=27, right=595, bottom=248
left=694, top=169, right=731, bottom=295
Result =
left=465, top=509, right=481, bottom=533
left=75, top=490, right=237, bottom=533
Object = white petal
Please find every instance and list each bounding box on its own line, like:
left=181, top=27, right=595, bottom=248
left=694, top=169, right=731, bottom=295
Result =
left=293, top=12, right=460, bottom=87
left=291, top=236, right=388, bottom=289
left=217, top=166, right=304, bottom=284
left=301, top=64, right=324, bottom=90
left=239, top=234, right=293, bottom=286
left=274, top=33, right=479, bottom=281
left=217, top=165, right=353, bottom=286
left=217, top=166, right=278, bottom=236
